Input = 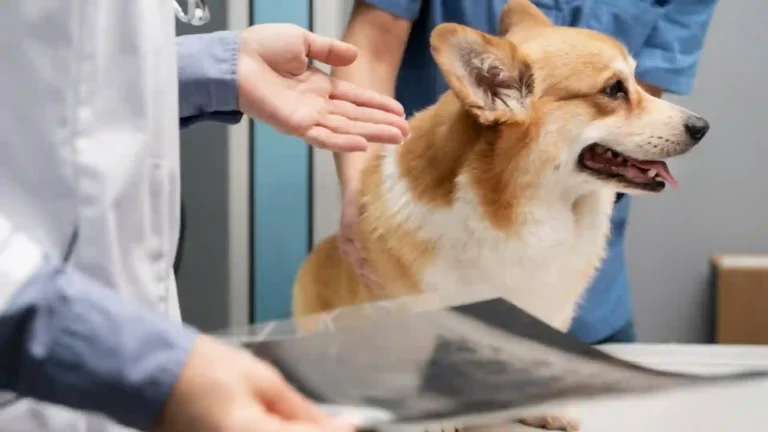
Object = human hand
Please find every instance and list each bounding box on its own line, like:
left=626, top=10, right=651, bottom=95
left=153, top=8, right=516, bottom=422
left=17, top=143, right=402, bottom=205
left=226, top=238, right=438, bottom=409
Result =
left=337, top=184, right=380, bottom=289
left=153, top=335, right=353, bottom=432
left=237, top=23, right=410, bottom=152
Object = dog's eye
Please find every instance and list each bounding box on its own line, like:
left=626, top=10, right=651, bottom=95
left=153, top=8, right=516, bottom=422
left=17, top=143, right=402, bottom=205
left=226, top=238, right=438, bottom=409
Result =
left=602, top=79, right=628, bottom=99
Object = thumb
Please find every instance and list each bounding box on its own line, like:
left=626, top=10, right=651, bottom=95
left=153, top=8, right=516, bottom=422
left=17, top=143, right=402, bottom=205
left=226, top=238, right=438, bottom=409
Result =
left=258, top=368, right=331, bottom=424
left=252, top=413, right=355, bottom=432
left=303, top=31, right=358, bottom=67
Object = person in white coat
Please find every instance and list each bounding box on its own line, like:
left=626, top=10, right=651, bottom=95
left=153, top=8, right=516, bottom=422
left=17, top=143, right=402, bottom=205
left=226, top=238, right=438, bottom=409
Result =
left=0, top=1, right=409, bottom=431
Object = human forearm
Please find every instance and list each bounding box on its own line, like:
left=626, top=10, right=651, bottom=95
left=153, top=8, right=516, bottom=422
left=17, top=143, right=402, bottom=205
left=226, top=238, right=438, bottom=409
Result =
left=0, top=257, right=196, bottom=430
left=638, top=80, right=663, bottom=98
left=331, top=54, right=399, bottom=194
left=331, top=3, right=411, bottom=195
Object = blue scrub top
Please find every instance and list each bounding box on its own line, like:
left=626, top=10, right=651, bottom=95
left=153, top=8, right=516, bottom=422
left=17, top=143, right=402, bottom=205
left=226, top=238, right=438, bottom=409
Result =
left=363, top=0, right=717, bottom=342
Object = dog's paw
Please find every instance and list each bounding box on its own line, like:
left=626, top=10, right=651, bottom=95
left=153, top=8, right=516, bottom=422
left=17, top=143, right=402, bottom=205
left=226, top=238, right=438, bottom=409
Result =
left=517, top=414, right=580, bottom=431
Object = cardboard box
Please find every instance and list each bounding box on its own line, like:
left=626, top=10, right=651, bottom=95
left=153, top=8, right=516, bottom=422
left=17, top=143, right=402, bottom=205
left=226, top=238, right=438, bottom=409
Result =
left=714, top=254, right=768, bottom=344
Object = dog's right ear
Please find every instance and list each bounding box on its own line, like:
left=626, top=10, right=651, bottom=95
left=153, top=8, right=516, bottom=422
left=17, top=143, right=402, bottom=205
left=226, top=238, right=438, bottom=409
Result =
left=430, top=23, right=535, bottom=125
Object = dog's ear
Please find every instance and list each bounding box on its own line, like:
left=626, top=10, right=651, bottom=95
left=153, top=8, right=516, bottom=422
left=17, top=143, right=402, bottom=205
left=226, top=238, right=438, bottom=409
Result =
left=499, top=0, right=553, bottom=38
left=430, top=23, right=535, bottom=125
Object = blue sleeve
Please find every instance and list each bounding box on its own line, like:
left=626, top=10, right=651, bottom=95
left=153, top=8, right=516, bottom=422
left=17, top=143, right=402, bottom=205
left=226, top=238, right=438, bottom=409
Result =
left=573, top=0, right=718, bottom=95
left=634, top=1, right=718, bottom=95
left=177, top=31, right=244, bottom=129
left=361, top=0, right=423, bottom=20
left=0, top=257, right=197, bottom=431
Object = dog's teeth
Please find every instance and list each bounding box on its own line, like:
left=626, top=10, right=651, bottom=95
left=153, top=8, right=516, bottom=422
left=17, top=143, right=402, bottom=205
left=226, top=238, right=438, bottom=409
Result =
left=605, top=150, right=613, bottom=157
left=616, top=155, right=625, bottom=162
left=596, top=147, right=606, bottom=154
left=647, top=169, right=657, bottom=177
left=654, top=175, right=663, bottom=181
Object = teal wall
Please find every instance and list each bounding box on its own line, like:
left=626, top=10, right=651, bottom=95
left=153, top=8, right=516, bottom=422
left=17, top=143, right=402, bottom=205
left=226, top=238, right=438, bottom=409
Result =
left=251, top=0, right=312, bottom=323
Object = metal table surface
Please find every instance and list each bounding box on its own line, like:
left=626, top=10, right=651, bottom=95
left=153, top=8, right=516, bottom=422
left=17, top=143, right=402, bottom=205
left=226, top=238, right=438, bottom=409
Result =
left=549, top=343, right=768, bottom=432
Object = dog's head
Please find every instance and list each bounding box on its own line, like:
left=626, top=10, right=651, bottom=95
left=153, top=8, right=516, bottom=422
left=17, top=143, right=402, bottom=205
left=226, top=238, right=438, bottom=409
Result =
left=429, top=0, right=709, bottom=194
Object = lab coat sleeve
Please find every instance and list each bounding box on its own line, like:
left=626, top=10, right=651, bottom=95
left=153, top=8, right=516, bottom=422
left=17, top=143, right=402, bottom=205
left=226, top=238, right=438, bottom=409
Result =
left=177, top=31, right=244, bottom=129
left=0, top=256, right=197, bottom=431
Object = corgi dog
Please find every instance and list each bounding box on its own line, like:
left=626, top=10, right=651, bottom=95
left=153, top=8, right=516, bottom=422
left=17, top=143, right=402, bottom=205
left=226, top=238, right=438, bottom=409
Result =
left=292, top=0, right=709, bottom=430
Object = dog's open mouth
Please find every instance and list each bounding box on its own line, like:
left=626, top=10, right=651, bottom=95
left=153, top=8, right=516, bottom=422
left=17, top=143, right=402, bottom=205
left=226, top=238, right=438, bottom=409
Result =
left=578, top=144, right=678, bottom=192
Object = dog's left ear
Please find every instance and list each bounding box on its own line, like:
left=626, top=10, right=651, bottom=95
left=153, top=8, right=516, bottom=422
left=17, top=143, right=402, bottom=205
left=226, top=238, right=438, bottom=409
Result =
left=430, top=23, right=535, bottom=125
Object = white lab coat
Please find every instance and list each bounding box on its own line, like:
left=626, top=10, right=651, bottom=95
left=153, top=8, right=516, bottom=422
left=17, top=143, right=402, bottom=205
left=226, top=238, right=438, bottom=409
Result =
left=0, top=1, right=182, bottom=431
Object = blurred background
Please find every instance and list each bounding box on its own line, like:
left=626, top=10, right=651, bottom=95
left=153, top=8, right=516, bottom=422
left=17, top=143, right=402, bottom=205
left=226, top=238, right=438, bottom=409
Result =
left=175, top=0, right=767, bottom=344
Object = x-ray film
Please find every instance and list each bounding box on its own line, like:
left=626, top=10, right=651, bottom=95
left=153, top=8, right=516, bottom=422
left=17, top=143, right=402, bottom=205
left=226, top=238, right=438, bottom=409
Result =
left=216, top=295, right=768, bottom=430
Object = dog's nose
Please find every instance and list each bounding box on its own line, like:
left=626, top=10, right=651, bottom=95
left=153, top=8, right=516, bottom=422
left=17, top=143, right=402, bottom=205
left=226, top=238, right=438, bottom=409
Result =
left=684, top=115, right=710, bottom=143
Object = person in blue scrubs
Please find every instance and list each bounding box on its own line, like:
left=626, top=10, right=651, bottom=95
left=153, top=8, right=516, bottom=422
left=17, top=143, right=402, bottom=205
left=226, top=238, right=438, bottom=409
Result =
left=333, top=0, right=718, bottom=344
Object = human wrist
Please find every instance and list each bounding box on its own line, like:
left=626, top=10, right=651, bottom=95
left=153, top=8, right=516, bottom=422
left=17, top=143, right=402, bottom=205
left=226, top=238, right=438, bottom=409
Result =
left=8, top=259, right=199, bottom=431
left=341, top=172, right=362, bottom=202
left=52, top=277, right=198, bottom=431
left=638, top=80, right=663, bottom=98
left=339, top=152, right=368, bottom=198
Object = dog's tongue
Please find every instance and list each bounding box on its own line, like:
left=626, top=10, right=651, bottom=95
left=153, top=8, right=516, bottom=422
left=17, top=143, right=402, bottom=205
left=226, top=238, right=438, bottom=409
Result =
left=631, top=159, right=679, bottom=188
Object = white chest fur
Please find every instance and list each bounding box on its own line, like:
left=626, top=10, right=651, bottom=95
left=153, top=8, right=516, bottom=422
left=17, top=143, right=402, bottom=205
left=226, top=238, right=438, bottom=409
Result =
left=379, top=147, right=614, bottom=329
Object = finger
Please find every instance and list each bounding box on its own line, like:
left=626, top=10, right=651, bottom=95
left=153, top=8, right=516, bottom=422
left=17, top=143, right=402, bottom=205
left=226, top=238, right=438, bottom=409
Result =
left=330, top=78, right=407, bottom=118
left=338, top=240, right=357, bottom=263
left=338, top=239, right=379, bottom=287
left=304, top=126, right=369, bottom=152
left=359, top=264, right=379, bottom=286
left=321, top=114, right=404, bottom=145
left=331, top=100, right=410, bottom=137
left=258, top=370, right=332, bottom=424
left=355, top=254, right=381, bottom=287
left=362, top=273, right=383, bottom=292
left=249, top=412, right=355, bottom=432
left=304, top=32, right=358, bottom=67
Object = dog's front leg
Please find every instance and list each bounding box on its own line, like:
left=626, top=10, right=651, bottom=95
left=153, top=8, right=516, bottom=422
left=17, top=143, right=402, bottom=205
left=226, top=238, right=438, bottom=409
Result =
left=426, top=414, right=579, bottom=432
left=517, top=414, right=580, bottom=431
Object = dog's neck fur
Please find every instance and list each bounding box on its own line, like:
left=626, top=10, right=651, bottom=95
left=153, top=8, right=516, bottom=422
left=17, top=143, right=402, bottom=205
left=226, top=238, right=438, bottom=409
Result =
left=368, top=93, right=615, bottom=328
left=392, top=93, right=604, bottom=231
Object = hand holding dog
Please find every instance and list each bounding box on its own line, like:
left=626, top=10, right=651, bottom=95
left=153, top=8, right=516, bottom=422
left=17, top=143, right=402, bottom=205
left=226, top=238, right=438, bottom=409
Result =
left=338, top=180, right=380, bottom=289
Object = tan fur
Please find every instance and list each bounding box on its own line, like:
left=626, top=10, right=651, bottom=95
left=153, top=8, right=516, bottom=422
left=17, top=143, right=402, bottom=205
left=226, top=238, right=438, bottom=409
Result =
left=292, top=1, right=707, bottom=430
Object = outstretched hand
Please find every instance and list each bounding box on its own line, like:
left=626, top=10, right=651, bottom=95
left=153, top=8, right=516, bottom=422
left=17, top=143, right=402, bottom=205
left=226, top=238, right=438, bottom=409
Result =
left=237, top=24, right=410, bottom=152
